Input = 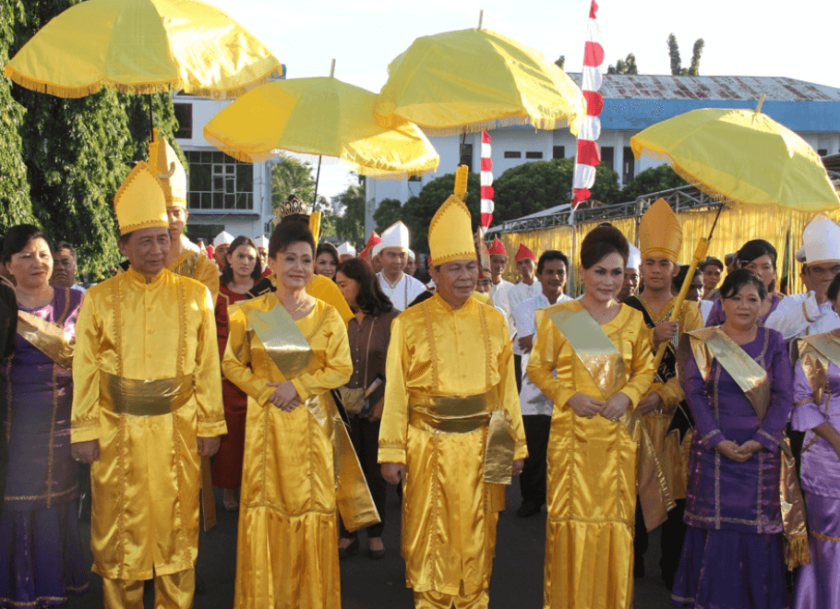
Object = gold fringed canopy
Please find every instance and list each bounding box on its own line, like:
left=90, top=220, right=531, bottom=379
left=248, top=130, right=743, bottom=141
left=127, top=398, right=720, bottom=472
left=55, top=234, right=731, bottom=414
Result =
left=4, top=0, right=283, bottom=99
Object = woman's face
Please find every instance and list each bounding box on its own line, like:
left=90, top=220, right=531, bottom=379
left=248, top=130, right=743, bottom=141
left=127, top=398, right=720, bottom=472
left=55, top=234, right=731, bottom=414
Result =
left=335, top=271, right=360, bottom=308
left=741, top=254, right=775, bottom=291
left=270, top=241, right=314, bottom=291
left=227, top=244, right=258, bottom=280
left=580, top=252, right=625, bottom=305
left=6, top=237, right=53, bottom=291
left=316, top=252, right=338, bottom=279
left=721, top=283, right=762, bottom=329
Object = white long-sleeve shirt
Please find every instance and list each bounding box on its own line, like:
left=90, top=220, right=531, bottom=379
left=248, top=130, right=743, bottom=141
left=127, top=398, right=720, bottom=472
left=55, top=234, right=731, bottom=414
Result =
left=377, top=272, right=428, bottom=311
left=764, top=291, right=840, bottom=341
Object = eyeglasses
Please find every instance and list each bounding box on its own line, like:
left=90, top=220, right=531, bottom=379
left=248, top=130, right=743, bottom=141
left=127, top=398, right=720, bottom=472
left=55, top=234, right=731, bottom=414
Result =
left=808, top=265, right=840, bottom=277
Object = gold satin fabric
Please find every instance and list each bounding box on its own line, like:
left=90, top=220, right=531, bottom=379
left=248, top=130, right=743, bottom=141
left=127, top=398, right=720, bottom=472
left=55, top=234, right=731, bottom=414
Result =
left=99, top=372, right=194, bottom=416
left=378, top=294, right=527, bottom=596
left=527, top=301, right=655, bottom=609
left=102, top=568, right=195, bottom=609
left=258, top=273, right=355, bottom=324
left=16, top=309, right=75, bottom=369
left=222, top=294, right=354, bottom=609
left=167, top=248, right=220, bottom=302
left=796, top=330, right=840, bottom=403
left=70, top=267, right=226, bottom=581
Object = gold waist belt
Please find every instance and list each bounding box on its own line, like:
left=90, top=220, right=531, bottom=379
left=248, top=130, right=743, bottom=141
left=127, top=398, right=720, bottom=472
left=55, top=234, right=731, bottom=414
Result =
left=409, top=392, right=493, bottom=433
left=100, top=372, right=194, bottom=416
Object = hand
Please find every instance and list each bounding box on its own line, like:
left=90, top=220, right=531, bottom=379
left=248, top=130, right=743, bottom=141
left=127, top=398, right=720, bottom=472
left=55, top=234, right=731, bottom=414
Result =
left=198, top=437, right=221, bottom=457
left=600, top=393, right=631, bottom=422
left=71, top=440, right=100, bottom=464
left=716, top=439, right=750, bottom=463
left=567, top=393, right=603, bottom=419
left=368, top=398, right=385, bottom=422
left=381, top=463, right=406, bottom=485
left=737, top=440, right=762, bottom=457
left=653, top=321, right=680, bottom=344
left=518, top=335, right=534, bottom=352
left=636, top=392, right=662, bottom=415
left=512, top=459, right=524, bottom=477
left=267, top=381, right=301, bottom=412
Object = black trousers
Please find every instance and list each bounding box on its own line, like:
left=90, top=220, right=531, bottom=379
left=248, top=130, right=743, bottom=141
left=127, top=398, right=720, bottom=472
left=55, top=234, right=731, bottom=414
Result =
left=634, top=497, right=687, bottom=579
left=519, top=415, right=551, bottom=506
left=514, top=354, right=523, bottom=394
left=340, top=416, right=386, bottom=538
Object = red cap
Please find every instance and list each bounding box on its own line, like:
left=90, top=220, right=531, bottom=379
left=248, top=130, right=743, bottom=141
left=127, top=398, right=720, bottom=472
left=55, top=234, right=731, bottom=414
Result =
left=514, top=244, right=536, bottom=262
left=366, top=231, right=381, bottom=248
left=488, top=238, right=507, bottom=256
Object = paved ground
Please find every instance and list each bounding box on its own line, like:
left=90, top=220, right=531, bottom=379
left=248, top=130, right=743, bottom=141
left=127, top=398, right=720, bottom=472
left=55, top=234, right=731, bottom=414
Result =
left=67, top=481, right=674, bottom=608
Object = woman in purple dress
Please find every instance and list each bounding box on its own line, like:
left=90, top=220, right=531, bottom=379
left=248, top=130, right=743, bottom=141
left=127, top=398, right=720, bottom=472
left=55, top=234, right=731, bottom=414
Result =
left=673, top=269, right=792, bottom=609
left=706, top=239, right=783, bottom=327
left=791, top=273, right=840, bottom=608
left=0, top=225, right=88, bottom=607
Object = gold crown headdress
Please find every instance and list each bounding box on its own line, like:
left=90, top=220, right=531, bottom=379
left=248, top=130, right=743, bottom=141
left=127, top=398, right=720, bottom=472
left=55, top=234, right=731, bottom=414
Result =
left=639, top=198, right=682, bottom=262
left=279, top=194, right=314, bottom=218
left=114, top=161, right=168, bottom=236
left=428, top=165, right=475, bottom=266
left=148, top=129, right=187, bottom=207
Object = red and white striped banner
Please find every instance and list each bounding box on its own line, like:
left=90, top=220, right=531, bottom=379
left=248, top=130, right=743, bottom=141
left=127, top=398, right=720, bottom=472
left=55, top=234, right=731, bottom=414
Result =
left=571, top=0, right=605, bottom=218
left=480, top=130, right=494, bottom=233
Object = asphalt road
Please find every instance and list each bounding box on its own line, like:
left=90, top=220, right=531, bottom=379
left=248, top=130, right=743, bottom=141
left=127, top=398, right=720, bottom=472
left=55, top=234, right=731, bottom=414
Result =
left=66, top=479, right=674, bottom=609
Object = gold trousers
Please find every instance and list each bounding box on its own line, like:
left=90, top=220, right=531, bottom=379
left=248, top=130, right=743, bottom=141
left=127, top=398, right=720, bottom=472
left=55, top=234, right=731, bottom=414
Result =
left=102, top=569, right=195, bottom=609
left=413, top=589, right=489, bottom=609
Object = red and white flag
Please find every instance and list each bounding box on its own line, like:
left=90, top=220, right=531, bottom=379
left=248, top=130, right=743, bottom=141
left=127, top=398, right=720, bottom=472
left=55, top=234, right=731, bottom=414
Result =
left=571, top=0, right=605, bottom=220
left=480, top=130, right=494, bottom=233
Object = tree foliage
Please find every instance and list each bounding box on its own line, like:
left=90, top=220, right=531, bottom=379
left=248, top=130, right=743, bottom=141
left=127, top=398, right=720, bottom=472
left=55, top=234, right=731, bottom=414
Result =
left=618, top=165, right=687, bottom=202
left=667, top=33, right=705, bottom=76
left=271, top=154, right=316, bottom=215
left=607, top=53, right=638, bottom=75
left=373, top=198, right=403, bottom=233
left=332, top=183, right=366, bottom=247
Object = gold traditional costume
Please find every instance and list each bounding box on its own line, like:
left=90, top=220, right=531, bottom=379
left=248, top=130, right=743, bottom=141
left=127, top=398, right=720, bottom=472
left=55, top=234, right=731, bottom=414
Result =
left=223, top=294, right=366, bottom=609
left=528, top=300, right=655, bottom=609
left=71, top=162, right=226, bottom=609
left=378, top=178, right=527, bottom=609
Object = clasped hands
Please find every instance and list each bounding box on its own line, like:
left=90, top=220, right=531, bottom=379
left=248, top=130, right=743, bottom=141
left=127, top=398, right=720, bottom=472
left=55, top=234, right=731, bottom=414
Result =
left=567, top=392, right=630, bottom=422
left=267, top=381, right=301, bottom=412
left=716, top=439, right=762, bottom=463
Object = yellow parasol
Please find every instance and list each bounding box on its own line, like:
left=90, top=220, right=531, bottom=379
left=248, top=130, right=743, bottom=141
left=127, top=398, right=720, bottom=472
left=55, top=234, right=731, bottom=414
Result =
left=4, top=0, right=283, bottom=100
left=374, top=23, right=586, bottom=136
left=631, top=100, right=840, bottom=371
left=203, top=73, right=440, bottom=182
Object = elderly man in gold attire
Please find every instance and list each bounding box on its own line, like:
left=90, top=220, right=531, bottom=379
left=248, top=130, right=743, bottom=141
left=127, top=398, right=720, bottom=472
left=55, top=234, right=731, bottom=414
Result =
left=379, top=167, right=527, bottom=609
left=70, top=161, right=226, bottom=609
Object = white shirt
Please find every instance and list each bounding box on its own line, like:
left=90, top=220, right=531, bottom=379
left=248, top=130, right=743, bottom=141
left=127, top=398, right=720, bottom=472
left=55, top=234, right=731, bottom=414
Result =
left=514, top=292, right=573, bottom=416
left=698, top=300, right=713, bottom=324
left=508, top=281, right=543, bottom=354
left=764, top=291, right=840, bottom=341
left=491, top=279, right=516, bottom=338
left=377, top=272, right=428, bottom=311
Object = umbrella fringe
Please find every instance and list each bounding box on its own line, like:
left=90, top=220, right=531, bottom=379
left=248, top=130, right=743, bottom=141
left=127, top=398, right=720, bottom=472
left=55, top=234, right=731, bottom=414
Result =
left=419, top=114, right=572, bottom=137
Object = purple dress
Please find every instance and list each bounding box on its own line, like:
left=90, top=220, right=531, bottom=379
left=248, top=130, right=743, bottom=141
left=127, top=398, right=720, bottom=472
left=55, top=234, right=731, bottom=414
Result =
left=672, top=328, right=792, bottom=609
left=705, top=292, right=782, bottom=328
left=0, top=288, right=88, bottom=607
left=792, top=358, right=840, bottom=608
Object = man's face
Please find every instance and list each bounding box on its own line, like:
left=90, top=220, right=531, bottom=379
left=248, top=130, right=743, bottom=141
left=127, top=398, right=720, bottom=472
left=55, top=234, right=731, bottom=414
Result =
left=687, top=274, right=704, bottom=302
left=118, top=227, right=171, bottom=278
left=431, top=259, right=479, bottom=303
left=50, top=248, right=78, bottom=288
left=616, top=268, right=640, bottom=302
left=258, top=247, right=268, bottom=267
left=489, top=255, right=507, bottom=280
left=806, top=261, right=840, bottom=300
left=166, top=206, right=188, bottom=238
left=405, top=256, right=416, bottom=276
left=516, top=258, right=535, bottom=282
left=381, top=247, right=407, bottom=279
left=476, top=269, right=493, bottom=295
left=641, top=257, right=679, bottom=292
left=215, top=244, right=230, bottom=269
left=701, top=264, right=722, bottom=291
left=538, top=259, right=567, bottom=297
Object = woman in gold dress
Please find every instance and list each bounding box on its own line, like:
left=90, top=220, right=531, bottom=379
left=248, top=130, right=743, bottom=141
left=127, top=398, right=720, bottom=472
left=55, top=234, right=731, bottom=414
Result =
left=527, top=225, right=655, bottom=609
left=222, top=221, right=355, bottom=609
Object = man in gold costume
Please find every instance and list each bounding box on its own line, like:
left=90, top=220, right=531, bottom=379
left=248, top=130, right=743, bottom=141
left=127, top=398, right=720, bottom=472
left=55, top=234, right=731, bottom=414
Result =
left=622, top=199, right=702, bottom=585
left=70, top=161, right=226, bottom=609
left=379, top=169, right=527, bottom=609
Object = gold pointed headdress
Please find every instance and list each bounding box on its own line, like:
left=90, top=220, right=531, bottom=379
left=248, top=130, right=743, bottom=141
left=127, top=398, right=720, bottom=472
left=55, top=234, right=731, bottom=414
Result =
left=639, top=198, right=682, bottom=262
left=148, top=129, right=187, bottom=207
left=114, top=161, right=168, bottom=236
left=428, top=165, right=475, bottom=266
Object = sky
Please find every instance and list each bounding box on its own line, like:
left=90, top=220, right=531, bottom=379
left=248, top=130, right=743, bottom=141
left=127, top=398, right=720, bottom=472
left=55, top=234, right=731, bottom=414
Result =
left=212, top=0, right=840, bottom=200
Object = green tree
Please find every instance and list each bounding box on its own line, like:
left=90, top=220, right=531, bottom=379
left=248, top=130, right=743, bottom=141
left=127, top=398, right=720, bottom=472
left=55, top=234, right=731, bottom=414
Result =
left=555, top=55, right=565, bottom=70
left=668, top=33, right=705, bottom=76
left=0, top=0, right=33, bottom=228
left=271, top=154, right=315, bottom=214
left=122, top=93, right=183, bottom=164
left=332, top=184, right=366, bottom=246
left=373, top=198, right=403, bottom=233
left=607, top=53, right=638, bottom=75
left=401, top=172, right=482, bottom=252
left=688, top=39, right=705, bottom=76
left=667, top=33, right=682, bottom=76
left=618, top=165, right=687, bottom=201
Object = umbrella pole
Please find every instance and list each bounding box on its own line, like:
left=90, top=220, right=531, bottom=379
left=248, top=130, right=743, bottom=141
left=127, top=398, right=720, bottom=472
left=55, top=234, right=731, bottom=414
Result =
left=651, top=203, right=724, bottom=371
left=313, top=155, right=323, bottom=207
left=148, top=94, right=155, bottom=142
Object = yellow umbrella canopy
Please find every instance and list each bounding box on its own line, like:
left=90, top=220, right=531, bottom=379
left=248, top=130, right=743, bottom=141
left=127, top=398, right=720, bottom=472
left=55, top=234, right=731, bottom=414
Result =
left=631, top=107, right=840, bottom=212
left=4, top=0, right=282, bottom=99
left=203, top=77, right=440, bottom=179
left=374, top=28, right=586, bottom=136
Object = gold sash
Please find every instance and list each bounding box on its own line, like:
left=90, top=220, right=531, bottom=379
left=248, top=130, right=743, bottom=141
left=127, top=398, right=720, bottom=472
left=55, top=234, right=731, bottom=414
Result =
left=795, top=330, right=840, bottom=405
left=99, top=372, right=194, bottom=416
left=408, top=391, right=516, bottom=485
left=685, top=327, right=770, bottom=420
left=16, top=310, right=75, bottom=370
left=244, top=301, right=380, bottom=533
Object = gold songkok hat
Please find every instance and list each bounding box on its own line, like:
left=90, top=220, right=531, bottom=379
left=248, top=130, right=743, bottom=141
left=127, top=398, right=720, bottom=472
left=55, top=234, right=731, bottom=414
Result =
left=148, top=129, right=187, bottom=207
left=114, top=161, right=168, bottom=236
left=639, top=198, right=682, bottom=262
left=428, top=166, right=475, bottom=266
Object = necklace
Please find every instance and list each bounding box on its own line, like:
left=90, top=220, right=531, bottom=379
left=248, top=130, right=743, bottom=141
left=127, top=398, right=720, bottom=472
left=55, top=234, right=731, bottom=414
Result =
left=285, top=296, right=311, bottom=317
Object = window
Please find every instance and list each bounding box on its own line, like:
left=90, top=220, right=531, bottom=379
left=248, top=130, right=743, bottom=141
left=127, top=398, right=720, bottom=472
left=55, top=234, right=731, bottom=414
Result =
left=185, top=150, right=254, bottom=211
left=525, top=151, right=543, bottom=159
left=174, top=104, right=193, bottom=139
left=818, top=148, right=828, bottom=157
left=459, top=144, right=474, bottom=170
left=553, top=146, right=565, bottom=159
left=600, top=146, right=614, bottom=170
left=504, top=151, right=521, bottom=159
left=622, top=146, right=636, bottom=183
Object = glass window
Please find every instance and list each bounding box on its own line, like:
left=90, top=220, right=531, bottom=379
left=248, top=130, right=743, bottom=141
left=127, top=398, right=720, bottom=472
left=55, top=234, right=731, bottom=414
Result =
left=174, top=104, right=192, bottom=139
left=525, top=151, right=543, bottom=159
left=504, top=151, right=521, bottom=159
left=186, top=150, right=255, bottom=211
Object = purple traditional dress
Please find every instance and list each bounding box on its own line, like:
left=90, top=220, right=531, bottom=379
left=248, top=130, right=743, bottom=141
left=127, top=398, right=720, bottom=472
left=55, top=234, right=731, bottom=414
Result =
left=672, top=327, right=792, bottom=609
left=705, top=292, right=783, bottom=328
left=791, top=331, right=840, bottom=608
left=0, top=287, right=88, bottom=607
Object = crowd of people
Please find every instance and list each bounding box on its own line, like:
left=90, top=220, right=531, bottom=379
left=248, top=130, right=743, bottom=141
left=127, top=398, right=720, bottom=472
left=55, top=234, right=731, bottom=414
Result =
left=0, top=137, right=838, bottom=609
